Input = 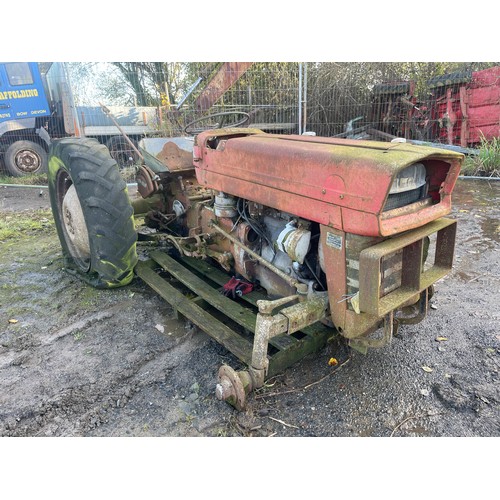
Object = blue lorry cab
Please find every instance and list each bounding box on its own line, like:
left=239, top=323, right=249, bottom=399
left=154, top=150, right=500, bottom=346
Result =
left=0, top=62, right=51, bottom=123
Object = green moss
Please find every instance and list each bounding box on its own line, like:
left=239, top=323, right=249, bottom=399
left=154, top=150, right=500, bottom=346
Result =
left=78, top=286, right=104, bottom=308
left=0, top=210, right=55, bottom=242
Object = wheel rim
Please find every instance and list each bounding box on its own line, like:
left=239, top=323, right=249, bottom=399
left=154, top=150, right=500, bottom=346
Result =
left=56, top=172, right=91, bottom=271
left=15, top=149, right=41, bottom=173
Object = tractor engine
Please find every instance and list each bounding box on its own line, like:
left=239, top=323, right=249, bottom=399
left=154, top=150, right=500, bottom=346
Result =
left=144, top=171, right=322, bottom=299
left=202, top=197, right=321, bottom=299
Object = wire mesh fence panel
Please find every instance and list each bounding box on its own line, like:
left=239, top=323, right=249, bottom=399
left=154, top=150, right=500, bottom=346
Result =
left=305, top=62, right=500, bottom=147
left=65, top=61, right=499, bottom=146
left=158, top=62, right=302, bottom=136
left=66, top=62, right=302, bottom=138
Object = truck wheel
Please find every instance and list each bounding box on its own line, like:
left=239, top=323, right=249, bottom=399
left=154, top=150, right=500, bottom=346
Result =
left=48, top=137, right=138, bottom=288
left=106, top=136, right=140, bottom=169
left=4, top=140, right=48, bottom=177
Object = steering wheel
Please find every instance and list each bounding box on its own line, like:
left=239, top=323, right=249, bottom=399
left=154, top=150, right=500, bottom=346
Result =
left=184, top=111, right=250, bottom=135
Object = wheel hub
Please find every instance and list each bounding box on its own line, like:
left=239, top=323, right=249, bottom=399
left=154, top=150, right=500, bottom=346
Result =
left=215, top=365, right=253, bottom=411
left=62, top=185, right=91, bottom=261
left=15, top=149, right=40, bottom=173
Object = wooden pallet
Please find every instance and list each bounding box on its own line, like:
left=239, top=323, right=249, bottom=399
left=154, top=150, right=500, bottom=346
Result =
left=135, top=250, right=336, bottom=379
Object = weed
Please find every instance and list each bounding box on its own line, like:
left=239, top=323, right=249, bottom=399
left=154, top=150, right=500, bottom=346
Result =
left=73, top=330, right=85, bottom=341
left=216, top=428, right=228, bottom=437
left=462, top=135, right=500, bottom=177
left=182, top=411, right=195, bottom=424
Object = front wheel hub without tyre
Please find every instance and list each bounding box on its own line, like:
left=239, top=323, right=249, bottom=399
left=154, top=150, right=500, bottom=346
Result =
left=215, top=365, right=253, bottom=411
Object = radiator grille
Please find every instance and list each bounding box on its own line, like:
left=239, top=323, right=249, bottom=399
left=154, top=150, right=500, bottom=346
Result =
left=384, top=184, right=427, bottom=211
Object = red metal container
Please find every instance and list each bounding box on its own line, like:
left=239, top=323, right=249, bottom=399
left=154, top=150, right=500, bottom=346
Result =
left=430, top=66, right=500, bottom=147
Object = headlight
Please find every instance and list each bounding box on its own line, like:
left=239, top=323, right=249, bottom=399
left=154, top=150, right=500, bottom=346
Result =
left=389, top=163, right=427, bottom=194
left=384, top=162, right=428, bottom=211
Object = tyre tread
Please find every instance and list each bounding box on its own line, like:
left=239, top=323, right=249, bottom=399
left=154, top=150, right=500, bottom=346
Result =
left=49, top=137, right=137, bottom=288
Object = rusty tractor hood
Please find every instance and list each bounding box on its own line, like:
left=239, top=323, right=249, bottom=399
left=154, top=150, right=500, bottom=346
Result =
left=193, top=129, right=462, bottom=236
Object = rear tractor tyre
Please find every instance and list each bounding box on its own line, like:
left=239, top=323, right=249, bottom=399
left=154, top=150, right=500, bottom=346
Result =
left=48, top=137, right=138, bottom=288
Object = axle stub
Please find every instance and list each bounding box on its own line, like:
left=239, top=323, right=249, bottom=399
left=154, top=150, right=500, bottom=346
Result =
left=215, top=365, right=254, bottom=411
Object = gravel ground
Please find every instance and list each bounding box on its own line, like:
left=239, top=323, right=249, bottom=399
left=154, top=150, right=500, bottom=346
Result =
left=0, top=178, right=498, bottom=496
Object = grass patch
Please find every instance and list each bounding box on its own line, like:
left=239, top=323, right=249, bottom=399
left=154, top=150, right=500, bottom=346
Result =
left=0, top=172, right=48, bottom=185
left=462, top=135, right=500, bottom=177
left=0, top=209, right=54, bottom=242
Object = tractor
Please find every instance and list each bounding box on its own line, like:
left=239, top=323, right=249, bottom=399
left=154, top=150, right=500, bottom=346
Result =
left=48, top=119, right=461, bottom=410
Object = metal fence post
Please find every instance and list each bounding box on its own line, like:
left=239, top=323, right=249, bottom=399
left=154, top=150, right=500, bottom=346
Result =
left=298, top=63, right=303, bottom=135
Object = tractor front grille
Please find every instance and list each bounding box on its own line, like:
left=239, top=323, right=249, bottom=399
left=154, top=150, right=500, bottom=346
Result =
left=384, top=184, right=428, bottom=211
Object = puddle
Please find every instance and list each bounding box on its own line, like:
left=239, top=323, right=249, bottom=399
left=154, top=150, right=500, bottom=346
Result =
left=453, top=179, right=500, bottom=247
left=453, top=178, right=500, bottom=208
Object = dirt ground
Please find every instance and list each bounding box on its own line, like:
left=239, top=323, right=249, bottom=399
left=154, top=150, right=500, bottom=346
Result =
left=0, top=179, right=498, bottom=444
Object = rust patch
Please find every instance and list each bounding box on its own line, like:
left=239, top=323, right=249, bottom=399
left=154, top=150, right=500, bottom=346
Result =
left=156, top=141, right=193, bottom=170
